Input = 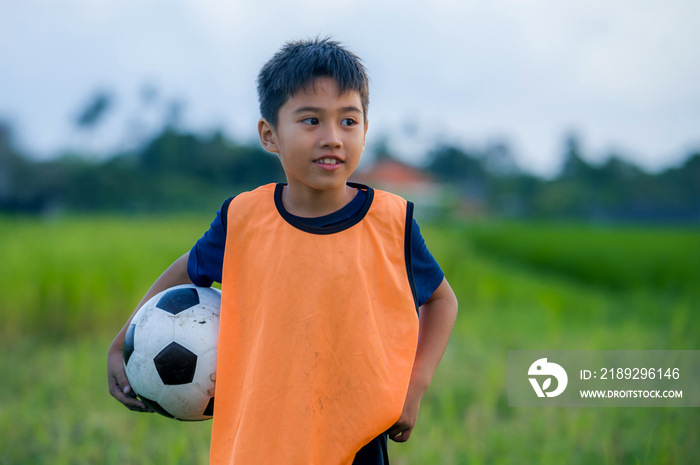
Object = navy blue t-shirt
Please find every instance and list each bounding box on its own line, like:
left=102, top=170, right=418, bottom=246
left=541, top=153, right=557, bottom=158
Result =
left=188, top=186, right=444, bottom=307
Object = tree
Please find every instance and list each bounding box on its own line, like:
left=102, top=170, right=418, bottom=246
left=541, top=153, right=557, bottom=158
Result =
left=425, top=144, right=485, bottom=184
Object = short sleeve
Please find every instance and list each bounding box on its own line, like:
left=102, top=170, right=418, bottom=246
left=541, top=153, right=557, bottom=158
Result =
left=411, top=219, right=444, bottom=307
left=187, top=203, right=227, bottom=287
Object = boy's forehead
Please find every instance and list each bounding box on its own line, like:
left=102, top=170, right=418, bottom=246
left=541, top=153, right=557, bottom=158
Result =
left=287, top=77, right=362, bottom=108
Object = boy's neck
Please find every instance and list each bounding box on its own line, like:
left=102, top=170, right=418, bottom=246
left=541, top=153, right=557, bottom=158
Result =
left=281, top=183, right=357, bottom=218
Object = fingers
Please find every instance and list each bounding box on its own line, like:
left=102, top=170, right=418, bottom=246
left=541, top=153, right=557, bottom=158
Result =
left=387, top=400, right=420, bottom=443
left=388, top=429, right=412, bottom=443
left=108, top=374, right=153, bottom=412
left=107, top=349, right=152, bottom=413
left=387, top=423, right=414, bottom=443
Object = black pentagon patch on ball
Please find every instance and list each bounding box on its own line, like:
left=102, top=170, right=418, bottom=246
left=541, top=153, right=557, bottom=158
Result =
left=154, top=342, right=198, bottom=385
left=156, top=288, right=199, bottom=315
left=139, top=395, right=174, bottom=418
left=204, top=397, right=215, bottom=416
left=123, top=323, right=136, bottom=365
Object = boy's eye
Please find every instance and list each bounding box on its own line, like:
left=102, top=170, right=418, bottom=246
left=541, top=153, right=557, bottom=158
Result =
left=301, top=117, right=319, bottom=125
left=341, top=118, right=358, bottom=127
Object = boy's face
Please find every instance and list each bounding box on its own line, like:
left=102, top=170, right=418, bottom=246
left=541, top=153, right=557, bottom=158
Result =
left=258, top=77, right=368, bottom=197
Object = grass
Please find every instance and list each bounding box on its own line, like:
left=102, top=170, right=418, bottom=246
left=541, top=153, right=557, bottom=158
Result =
left=0, top=337, right=212, bottom=465
left=390, top=222, right=699, bottom=464
left=463, top=221, right=700, bottom=292
left=0, top=215, right=697, bottom=464
left=0, top=214, right=213, bottom=340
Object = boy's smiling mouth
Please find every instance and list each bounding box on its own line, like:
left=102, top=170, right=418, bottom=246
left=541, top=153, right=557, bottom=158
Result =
left=314, top=156, right=344, bottom=170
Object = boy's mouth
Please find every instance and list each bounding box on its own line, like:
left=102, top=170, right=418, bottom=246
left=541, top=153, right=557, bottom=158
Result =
left=316, top=157, right=342, bottom=165
left=314, top=156, right=344, bottom=170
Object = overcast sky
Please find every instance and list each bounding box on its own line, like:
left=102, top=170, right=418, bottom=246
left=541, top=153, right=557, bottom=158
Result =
left=1, top=0, right=699, bottom=176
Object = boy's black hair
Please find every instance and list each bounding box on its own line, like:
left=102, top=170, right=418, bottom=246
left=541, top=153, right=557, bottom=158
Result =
left=257, top=37, right=369, bottom=128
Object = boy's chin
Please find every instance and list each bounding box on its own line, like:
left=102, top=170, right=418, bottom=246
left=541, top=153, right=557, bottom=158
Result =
left=286, top=174, right=355, bottom=191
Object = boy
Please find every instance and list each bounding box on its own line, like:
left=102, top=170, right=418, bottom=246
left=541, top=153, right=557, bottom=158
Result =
left=108, top=38, right=458, bottom=464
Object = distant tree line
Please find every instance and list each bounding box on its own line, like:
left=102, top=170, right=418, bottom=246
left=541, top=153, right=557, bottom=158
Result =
left=0, top=120, right=698, bottom=222
left=0, top=123, right=284, bottom=213
left=423, top=136, right=700, bottom=222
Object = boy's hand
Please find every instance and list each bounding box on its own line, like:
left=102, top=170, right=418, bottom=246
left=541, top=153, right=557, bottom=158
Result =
left=107, top=252, right=192, bottom=413
left=387, top=387, right=422, bottom=442
left=107, top=341, right=152, bottom=413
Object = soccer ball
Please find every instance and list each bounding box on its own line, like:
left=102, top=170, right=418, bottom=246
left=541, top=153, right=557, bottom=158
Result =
left=123, top=284, right=221, bottom=421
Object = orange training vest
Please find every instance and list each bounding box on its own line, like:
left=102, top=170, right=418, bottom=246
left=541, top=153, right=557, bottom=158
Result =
left=210, top=183, right=419, bottom=465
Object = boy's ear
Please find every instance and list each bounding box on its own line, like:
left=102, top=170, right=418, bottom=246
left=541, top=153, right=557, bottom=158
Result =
left=258, top=118, right=279, bottom=154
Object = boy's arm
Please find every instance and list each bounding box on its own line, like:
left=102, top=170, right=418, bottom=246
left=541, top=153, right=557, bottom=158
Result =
left=107, top=252, right=194, bottom=412
left=387, top=277, right=458, bottom=442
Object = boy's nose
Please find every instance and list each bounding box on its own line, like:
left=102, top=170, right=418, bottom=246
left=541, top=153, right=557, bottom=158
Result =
left=319, top=124, right=342, bottom=149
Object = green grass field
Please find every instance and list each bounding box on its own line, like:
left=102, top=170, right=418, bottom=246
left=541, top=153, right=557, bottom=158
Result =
left=0, top=215, right=698, bottom=464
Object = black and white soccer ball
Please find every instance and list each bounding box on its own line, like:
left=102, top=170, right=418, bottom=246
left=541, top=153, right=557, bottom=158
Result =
left=123, top=284, right=221, bottom=421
